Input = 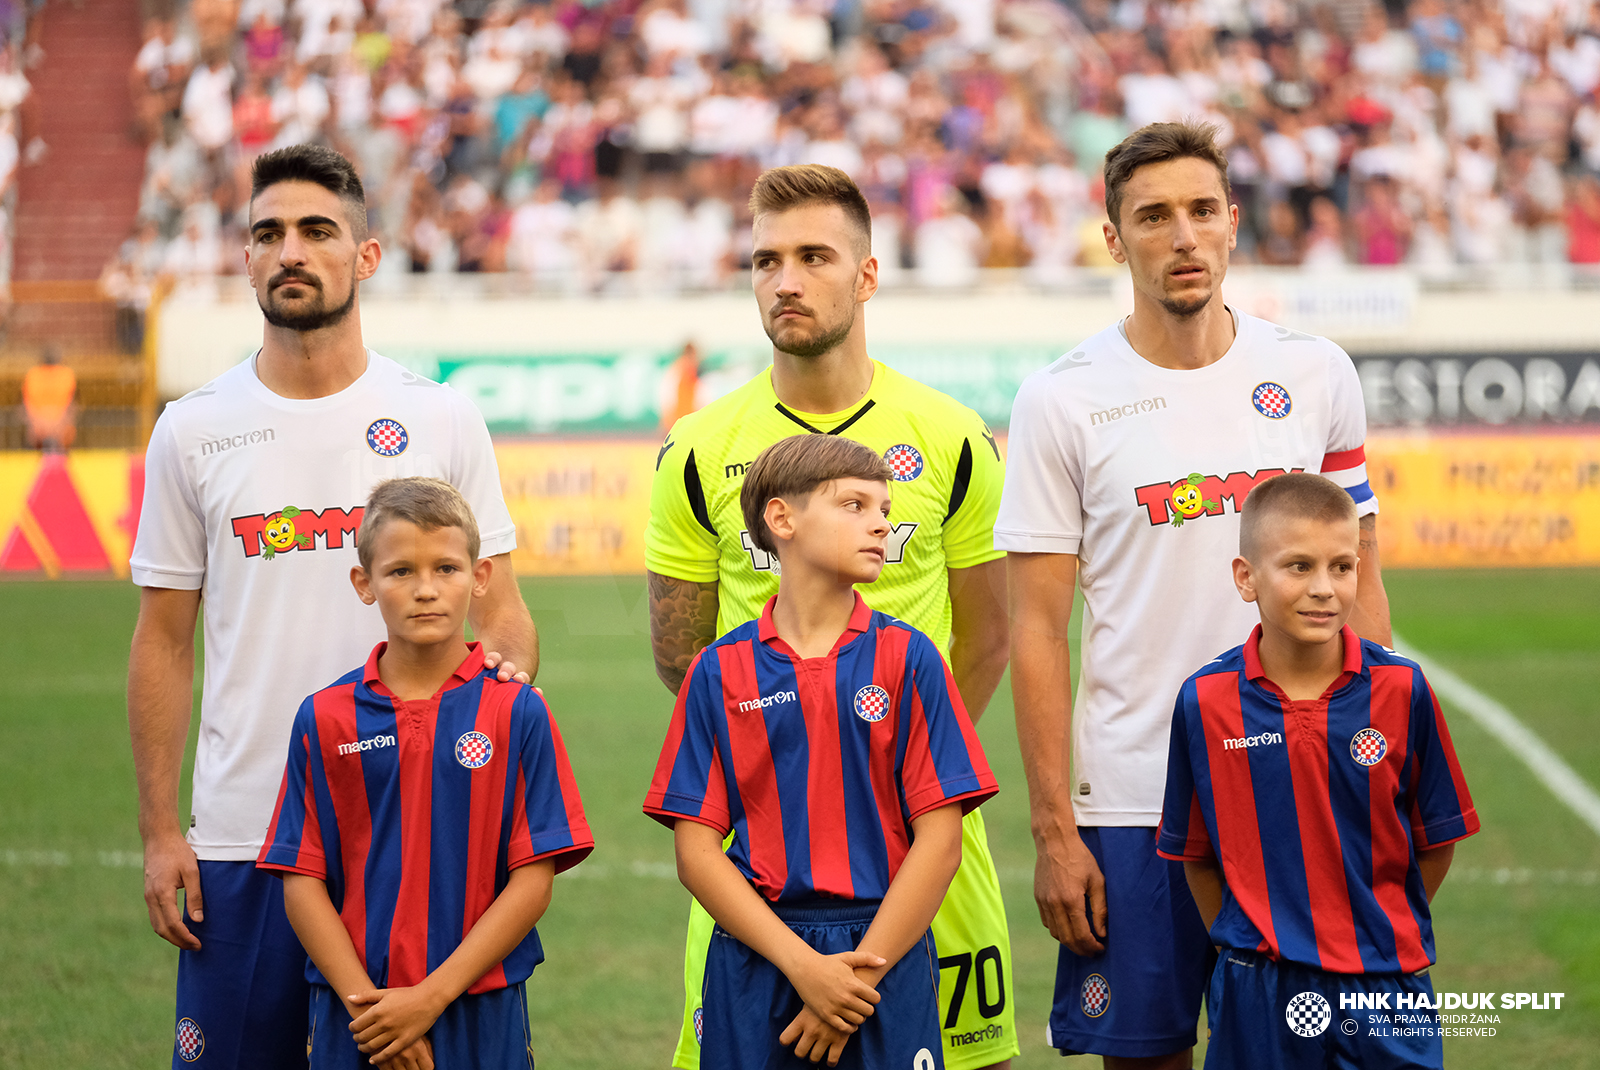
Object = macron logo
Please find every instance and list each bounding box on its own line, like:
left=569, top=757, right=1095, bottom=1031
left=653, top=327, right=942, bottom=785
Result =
left=337, top=734, right=396, bottom=756
left=1223, top=731, right=1283, bottom=751
left=739, top=691, right=796, bottom=713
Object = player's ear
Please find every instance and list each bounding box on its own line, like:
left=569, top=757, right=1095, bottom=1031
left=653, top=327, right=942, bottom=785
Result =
left=472, top=555, right=493, bottom=597
left=1103, top=220, right=1126, bottom=264
left=855, top=251, right=878, bottom=303
left=351, top=565, right=376, bottom=604
left=1231, top=556, right=1257, bottom=603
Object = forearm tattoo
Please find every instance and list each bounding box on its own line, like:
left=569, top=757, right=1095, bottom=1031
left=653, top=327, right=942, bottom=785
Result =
left=1359, top=513, right=1379, bottom=556
left=648, top=572, right=719, bottom=694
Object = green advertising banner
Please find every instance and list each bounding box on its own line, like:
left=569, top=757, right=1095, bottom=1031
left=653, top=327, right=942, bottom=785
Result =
left=401, top=344, right=1066, bottom=436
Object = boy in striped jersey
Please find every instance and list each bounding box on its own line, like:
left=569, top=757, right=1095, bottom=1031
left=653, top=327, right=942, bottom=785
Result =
left=645, top=435, right=998, bottom=1069
left=1158, top=473, right=1477, bottom=1069
left=258, top=478, right=593, bottom=1069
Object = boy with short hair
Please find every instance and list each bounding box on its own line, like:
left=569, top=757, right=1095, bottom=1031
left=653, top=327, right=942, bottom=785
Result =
left=258, top=477, right=593, bottom=1069
left=644, top=434, right=998, bottom=1069
left=1157, top=472, right=1478, bottom=1069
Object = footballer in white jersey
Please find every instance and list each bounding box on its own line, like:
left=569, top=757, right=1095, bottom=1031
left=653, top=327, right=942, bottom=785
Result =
left=127, top=145, right=533, bottom=1070
left=1000, top=122, right=1392, bottom=1066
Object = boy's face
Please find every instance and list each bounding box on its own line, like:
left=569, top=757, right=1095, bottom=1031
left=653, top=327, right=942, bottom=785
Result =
left=766, top=477, right=892, bottom=585
left=1232, top=514, right=1359, bottom=650
left=350, top=520, right=490, bottom=647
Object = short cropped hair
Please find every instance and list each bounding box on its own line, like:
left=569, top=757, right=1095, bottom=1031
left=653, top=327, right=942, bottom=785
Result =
left=357, top=477, right=480, bottom=571
left=749, top=164, right=872, bottom=258
left=250, top=144, right=369, bottom=241
left=1104, top=121, right=1231, bottom=230
left=740, top=435, right=892, bottom=556
left=1239, top=472, right=1358, bottom=562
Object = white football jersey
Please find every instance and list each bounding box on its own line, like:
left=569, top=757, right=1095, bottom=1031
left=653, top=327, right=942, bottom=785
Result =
left=995, top=310, right=1376, bottom=825
left=130, top=351, right=517, bottom=859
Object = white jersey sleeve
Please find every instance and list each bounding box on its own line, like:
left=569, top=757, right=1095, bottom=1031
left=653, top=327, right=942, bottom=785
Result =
left=994, top=362, right=1085, bottom=555
left=1318, top=344, right=1378, bottom=516
left=129, top=405, right=207, bottom=589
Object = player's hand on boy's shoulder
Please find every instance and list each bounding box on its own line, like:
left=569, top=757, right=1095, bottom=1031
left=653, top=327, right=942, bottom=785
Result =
left=786, top=948, right=885, bottom=1033
left=781, top=1005, right=855, bottom=1067
left=348, top=984, right=449, bottom=1064
left=481, top=649, right=530, bottom=684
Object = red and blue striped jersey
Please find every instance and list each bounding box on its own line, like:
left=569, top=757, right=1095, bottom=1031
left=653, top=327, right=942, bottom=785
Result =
left=257, top=643, right=593, bottom=992
left=1156, top=626, right=1478, bottom=974
left=643, top=593, right=997, bottom=903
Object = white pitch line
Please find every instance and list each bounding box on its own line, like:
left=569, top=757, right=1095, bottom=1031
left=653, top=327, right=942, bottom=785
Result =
left=1396, top=634, right=1600, bottom=841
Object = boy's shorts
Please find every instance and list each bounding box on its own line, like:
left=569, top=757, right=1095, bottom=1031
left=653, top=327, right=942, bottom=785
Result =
left=307, top=982, right=536, bottom=1069
left=1047, top=826, right=1213, bottom=1059
left=1207, top=948, right=1444, bottom=1070
left=701, top=898, right=944, bottom=1070
left=173, top=860, right=309, bottom=1068
left=674, top=809, right=1017, bottom=1070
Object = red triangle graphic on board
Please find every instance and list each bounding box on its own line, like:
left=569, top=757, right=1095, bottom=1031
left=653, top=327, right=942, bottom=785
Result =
left=0, top=455, right=110, bottom=572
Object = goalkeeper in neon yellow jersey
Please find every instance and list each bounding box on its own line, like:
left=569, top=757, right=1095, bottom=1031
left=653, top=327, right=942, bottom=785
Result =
left=645, top=164, right=1018, bottom=1070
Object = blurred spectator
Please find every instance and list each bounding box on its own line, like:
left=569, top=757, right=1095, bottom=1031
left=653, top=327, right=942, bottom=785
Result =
left=1568, top=173, right=1600, bottom=264
left=660, top=338, right=701, bottom=430
left=22, top=348, right=75, bottom=451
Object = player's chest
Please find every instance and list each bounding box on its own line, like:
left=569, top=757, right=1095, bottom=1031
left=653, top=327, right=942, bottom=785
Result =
left=1074, top=370, right=1331, bottom=529
left=720, top=654, right=905, bottom=754
left=188, top=409, right=448, bottom=560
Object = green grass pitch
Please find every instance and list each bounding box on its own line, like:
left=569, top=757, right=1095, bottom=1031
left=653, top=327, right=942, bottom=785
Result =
left=1, top=570, right=1596, bottom=1067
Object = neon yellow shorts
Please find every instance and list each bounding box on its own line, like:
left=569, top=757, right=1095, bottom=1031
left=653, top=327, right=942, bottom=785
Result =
left=671, top=807, right=1018, bottom=1069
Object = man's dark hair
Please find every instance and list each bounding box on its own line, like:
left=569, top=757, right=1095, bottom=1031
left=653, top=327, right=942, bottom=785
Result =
left=739, top=434, right=891, bottom=556
left=250, top=144, right=369, bottom=241
left=1103, top=121, right=1231, bottom=230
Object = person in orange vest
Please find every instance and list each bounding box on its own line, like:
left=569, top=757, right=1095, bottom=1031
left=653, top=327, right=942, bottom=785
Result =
left=661, top=339, right=702, bottom=432
left=22, top=348, right=76, bottom=452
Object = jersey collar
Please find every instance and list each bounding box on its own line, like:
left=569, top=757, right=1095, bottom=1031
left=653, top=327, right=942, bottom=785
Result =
left=764, top=361, right=881, bottom=436
left=1242, top=624, right=1366, bottom=691
left=362, top=641, right=488, bottom=694
left=757, top=591, right=874, bottom=657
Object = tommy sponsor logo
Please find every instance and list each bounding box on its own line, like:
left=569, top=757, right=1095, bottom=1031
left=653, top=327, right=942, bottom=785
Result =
left=739, top=691, right=797, bottom=713
left=1224, top=730, right=1284, bottom=751
left=337, top=734, right=396, bottom=756
left=1089, top=397, right=1167, bottom=425
left=1134, top=468, right=1302, bottom=526
left=200, top=427, right=276, bottom=455
left=232, top=505, right=364, bottom=558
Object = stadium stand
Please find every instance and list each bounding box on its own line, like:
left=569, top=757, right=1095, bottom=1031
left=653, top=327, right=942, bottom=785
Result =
left=111, top=0, right=1600, bottom=295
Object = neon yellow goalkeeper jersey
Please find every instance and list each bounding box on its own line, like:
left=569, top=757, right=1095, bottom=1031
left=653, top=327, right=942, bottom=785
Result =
left=645, top=360, right=1004, bottom=648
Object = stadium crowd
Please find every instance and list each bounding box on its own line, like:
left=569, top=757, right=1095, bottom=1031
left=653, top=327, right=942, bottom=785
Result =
left=110, top=0, right=1600, bottom=294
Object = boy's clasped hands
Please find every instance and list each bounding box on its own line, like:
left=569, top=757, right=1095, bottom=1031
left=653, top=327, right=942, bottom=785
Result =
left=346, top=984, right=445, bottom=1069
left=780, top=948, right=887, bottom=1064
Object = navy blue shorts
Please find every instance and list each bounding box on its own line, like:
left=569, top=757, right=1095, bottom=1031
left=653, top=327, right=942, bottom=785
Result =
left=1048, top=826, right=1213, bottom=1059
left=702, top=899, right=944, bottom=1070
left=1206, top=949, right=1444, bottom=1070
left=308, top=982, right=536, bottom=1069
left=172, top=860, right=309, bottom=1068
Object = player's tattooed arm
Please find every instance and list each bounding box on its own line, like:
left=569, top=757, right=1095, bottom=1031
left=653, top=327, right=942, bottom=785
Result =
left=1349, top=514, right=1394, bottom=648
left=648, top=571, right=719, bottom=694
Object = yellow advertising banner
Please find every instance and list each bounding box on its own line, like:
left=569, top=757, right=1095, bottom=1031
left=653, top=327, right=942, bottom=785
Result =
left=1366, top=431, right=1600, bottom=568
left=1, top=432, right=1597, bottom=577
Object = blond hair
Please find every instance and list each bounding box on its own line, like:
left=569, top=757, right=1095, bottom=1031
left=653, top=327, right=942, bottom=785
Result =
left=748, top=164, right=872, bottom=257
left=356, top=477, right=480, bottom=570
left=739, top=435, right=892, bottom=555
